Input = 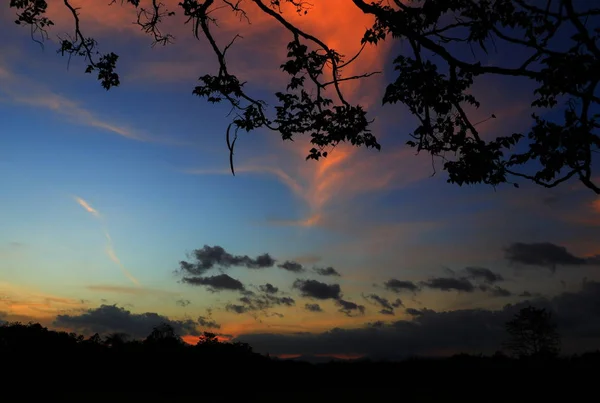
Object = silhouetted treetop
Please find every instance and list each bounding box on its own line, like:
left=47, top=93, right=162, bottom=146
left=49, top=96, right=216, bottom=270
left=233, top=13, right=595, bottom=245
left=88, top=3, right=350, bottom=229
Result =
left=9, top=0, right=600, bottom=193
left=504, top=306, right=561, bottom=359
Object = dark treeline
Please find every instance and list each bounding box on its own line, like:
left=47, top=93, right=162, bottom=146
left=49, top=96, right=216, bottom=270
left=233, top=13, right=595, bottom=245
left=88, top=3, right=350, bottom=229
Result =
left=1, top=320, right=598, bottom=402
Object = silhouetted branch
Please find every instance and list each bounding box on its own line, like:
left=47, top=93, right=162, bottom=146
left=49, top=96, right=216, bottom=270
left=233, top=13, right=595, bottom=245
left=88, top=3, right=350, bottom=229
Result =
left=9, top=0, right=600, bottom=193
left=134, top=0, right=176, bottom=47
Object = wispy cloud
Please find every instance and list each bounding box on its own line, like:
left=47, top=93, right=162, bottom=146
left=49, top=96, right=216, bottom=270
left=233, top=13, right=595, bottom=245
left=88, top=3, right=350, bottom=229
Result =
left=0, top=59, right=185, bottom=145
left=74, top=196, right=100, bottom=218
left=184, top=144, right=431, bottom=230
left=73, top=195, right=140, bottom=286
left=86, top=285, right=178, bottom=297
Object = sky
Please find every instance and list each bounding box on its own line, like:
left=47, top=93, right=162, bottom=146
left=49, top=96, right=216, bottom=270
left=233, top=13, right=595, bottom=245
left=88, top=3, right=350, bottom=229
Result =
left=1, top=0, right=599, bottom=359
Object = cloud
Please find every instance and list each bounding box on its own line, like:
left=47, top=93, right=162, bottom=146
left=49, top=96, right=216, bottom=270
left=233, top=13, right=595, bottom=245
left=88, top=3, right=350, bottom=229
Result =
left=363, top=294, right=403, bottom=315
left=480, top=285, right=513, bottom=298
left=335, top=299, right=366, bottom=317
left=54, top=304, right=199, bottom=338
left=0, top=61, right=177, bottom=144
left=181, top=274, right=245, bottom=292
left=464, top=267, right=504, bottom=284
left=197, top=315, right=220, bottom=329
left=259, top=283, right=279, bottom=294
left=293, top=279, right=342, bottom=300
left=277, top=260, right=305, bottom=273
left=86, top=285, right=175, bottom=297
left=421, top=277, right=475, bottom=293
left=305, top=303, right=323, bottom=312
left=505, top=242, right=588, bottom=272
left=176, top=299, right=191, bottom=307
left=383, top=279, right=420, bottom=294
left=179, top=245, right=276, bottom=275
left=405, top=308, right=436, bottom=317
left=313, top=266, right=341, bottom=277
left=226, top=292, right=296, bottom=316
left=234, top=280, right=600, bottom=358
left=74, top=196, right=140, bottom=286
left=74, top=197, right=100, bottom=218
left=225, top=304, right=248, bottom=314
left=519, top=291, right=541, bottom=298
left=188, top=147, right=431, bottom=232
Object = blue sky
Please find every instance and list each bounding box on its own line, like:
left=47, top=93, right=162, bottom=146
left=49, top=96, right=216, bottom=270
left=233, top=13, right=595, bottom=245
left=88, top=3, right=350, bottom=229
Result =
left=1, top=0, right=599, bottom=354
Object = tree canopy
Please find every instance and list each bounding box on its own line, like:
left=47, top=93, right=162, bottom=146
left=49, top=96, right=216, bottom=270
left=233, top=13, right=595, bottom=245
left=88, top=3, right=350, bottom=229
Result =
left=504, top=306, right=561, bottom=358
left=9, top=0, right=600, bottom=193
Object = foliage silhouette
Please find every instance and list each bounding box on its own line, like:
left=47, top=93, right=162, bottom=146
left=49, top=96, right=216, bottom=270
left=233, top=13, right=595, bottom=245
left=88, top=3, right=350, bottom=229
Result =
left=9, top=0, right=600, bottom=193
left=503, top=305, right=561, bottom=359
left=0, top=320, right=598, bottom=399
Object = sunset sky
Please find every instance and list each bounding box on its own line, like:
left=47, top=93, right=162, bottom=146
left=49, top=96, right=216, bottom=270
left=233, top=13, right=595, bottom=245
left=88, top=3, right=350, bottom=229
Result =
left=1, top=0, right=599, bottom=358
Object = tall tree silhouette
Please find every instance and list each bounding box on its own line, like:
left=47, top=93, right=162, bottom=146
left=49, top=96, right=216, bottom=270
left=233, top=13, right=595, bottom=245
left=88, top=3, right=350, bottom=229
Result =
left=504, top=306, right=561, bottom=358
left=9, top=0, right=600, bottom=192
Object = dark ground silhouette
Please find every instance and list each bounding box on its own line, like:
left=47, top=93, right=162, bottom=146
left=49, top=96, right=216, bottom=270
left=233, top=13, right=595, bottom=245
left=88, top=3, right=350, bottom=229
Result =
left=1, top=321, right=597, bottom=401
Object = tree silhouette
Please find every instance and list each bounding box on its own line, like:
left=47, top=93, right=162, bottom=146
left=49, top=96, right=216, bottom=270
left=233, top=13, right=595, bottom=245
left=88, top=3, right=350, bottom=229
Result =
left=197, top=331, right=219, bottom=346
left=144, top=322, right=184, bottom=349
left=9, top=0, right=600, bottom=193
left=504, top=306, right=561, bottom=359
left=103, top=331, right=130, bottom=348
left=2, top=321, right=600, bottom=399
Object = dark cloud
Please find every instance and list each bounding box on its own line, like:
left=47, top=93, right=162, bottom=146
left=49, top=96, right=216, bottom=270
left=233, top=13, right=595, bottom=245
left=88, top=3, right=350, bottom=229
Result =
left=250, top=254, right=277, bottom=269
left=384, top=279, right=419, bottom=294
left=313, top=266, right=341, bottom=277
left=181, top=274, right=245, bottom=292
left=234, top=280, right=600, bottom=358
left=277, top=260, right=305, bottom=273
left=363, top=294, right=403, bottom=315
left=197, top=316, right=220, bottom=329
left=519, top=291, right=541, bottom=298
left=54, top=305, right=199, bottom=338
left=421, top=277, right=475, bottom=292
left=179, top=245, right=276, bottom=275
left=225, top=304, right=248, bottom=314
left=175, top=299, right=191, bottom=307
left=405, top=308, right=435, bottom=317
left=259, top=283, right=279, bottom=294
left=480, top=285, right=513, bottom=297
left=305, top=303, right=323, bottom=312
left=293, top=279, right=341, bottom=300
left=464, top=267, right=504, bottom=284
left=505, top=242, right=587, bottom=271
left=335, top=299, right=365, bottom=317
left=225, top=292, right=295, bottom=315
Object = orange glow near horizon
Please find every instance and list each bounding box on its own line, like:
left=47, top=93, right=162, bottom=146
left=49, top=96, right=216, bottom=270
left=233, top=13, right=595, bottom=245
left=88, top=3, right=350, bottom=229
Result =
left=182, top=334, right=232, bottom=345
